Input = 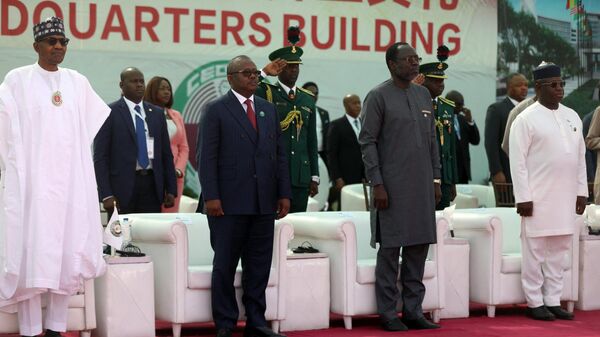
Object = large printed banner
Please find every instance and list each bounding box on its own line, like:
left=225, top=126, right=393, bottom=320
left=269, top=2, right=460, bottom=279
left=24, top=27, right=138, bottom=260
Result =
left=3, top=0, right=468, bottom=57
left=0, top=0, right=497, bottom=181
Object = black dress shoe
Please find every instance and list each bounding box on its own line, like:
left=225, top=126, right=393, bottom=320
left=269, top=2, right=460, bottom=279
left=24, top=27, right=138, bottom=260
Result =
left=243, top=326, right=286, bottom=337
left=381, top=317, right=408, bottom=331
left=547, top=306, right=574, bottom=320
left=44, top=330, right=62, bottom=337
left=401, top=316, right=440, bottom=329
left=216, top=328, right=233, bottom=337
left=526, top=306, right=555, bottom=321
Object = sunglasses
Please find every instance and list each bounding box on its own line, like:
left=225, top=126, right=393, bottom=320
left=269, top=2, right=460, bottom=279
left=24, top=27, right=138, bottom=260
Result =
left=40, top=37, right=70, bottom=46
left=228, top=69, right=261, bottom=78
left=539, top=80, right=565, bottom=88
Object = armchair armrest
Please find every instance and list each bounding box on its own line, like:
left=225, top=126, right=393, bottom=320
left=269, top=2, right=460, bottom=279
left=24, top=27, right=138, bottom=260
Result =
left=432, top=215, right=448, bottom=310
left=272, top=221, right=294, bottom=320
left=130, top=219, right=189, bottom=323
left=284, top=212, right=358, bottom=314
left=452, top=211, right=503, bottom=304
left=82, top=278, right=96, bottom=330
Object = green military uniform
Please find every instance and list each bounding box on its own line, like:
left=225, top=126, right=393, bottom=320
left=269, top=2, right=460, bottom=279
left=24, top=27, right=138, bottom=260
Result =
left=433, top=96, right=458, bottom=209
left=420, top=61, right=458, bottom=210
left=255, top=45, right=319, bottom=213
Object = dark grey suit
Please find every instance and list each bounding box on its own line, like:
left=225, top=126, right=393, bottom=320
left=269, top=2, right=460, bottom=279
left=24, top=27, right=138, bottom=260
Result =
left=360, top=80, right=440, bottom=321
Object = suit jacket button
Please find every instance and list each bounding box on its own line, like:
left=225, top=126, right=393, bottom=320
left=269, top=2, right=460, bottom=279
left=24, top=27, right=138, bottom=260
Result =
left=253, top=174, right=257, bottom=178
left=291, top=135, right=294, bottom=139
left=291, top=151, right=295, bottom=155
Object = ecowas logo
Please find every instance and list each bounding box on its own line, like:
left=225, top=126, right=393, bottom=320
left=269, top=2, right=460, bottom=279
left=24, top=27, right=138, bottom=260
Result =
left=173, top=60, right=231, bottom=124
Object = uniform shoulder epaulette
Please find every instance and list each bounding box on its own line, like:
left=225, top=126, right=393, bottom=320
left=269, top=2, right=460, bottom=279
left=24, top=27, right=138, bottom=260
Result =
left=438, top=96, right=455, bottom=107
left=261, top=81, right=278, bottom=103
left=297, top=87, right=315, bottom=97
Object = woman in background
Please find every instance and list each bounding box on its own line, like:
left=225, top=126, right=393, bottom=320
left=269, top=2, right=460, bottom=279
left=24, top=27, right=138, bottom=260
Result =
left=145, top=76, right=189, bottom=212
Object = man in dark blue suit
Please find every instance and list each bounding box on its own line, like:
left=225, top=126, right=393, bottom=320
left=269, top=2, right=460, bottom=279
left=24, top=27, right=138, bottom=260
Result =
left=94, top=67, right=177, bottom=215
left=484, top=73, right=528, bottom=184
left=197, top=55, right=291, bottom=337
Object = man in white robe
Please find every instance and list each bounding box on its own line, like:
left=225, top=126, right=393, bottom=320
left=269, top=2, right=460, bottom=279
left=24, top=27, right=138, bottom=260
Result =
left=0, top=17, right=109, bottom=337
left=509, top=62, right=587, bottom=321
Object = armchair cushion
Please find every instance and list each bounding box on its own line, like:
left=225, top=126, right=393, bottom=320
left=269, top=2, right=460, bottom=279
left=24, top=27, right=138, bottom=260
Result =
left=500, top=253, right=521, bottom=274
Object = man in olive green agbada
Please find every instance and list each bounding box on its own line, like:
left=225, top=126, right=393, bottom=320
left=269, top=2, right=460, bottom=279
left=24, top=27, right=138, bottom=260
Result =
left=420, top=61, right=458, bottom=209
left=256, top=45, right=319, bottom=213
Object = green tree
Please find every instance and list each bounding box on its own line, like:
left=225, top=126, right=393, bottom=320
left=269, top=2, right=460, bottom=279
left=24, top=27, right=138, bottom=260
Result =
left=498, top=0, right=577, bottom=78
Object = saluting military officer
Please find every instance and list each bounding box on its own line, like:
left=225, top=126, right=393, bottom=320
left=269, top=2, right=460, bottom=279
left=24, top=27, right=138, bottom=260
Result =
left=420, top=56, right=458, bottom=210
left=256, top=28, right=319, bottom=213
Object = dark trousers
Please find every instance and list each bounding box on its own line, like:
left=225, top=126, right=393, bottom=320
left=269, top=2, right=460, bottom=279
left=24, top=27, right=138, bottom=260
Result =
left=122, top=170, right=161, bottom=213
left=435, top=183, right=452, bottom=210
left=208, top=214, right=276, bottom=329
left=107, top=171, right=161, bottom=218
left=375, top=243, right=430, bottom=321
left=290, top=186, right=309, bottom=213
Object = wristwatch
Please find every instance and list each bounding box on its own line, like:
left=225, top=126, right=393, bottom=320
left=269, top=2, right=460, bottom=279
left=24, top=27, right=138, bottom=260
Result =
left=433, top=179, right=441, bottom=184
left=312, top=176, right=320, bottom=185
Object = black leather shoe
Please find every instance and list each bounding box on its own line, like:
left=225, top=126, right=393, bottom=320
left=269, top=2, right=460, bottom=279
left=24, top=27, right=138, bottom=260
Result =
left=216, top=328, right=233, bottom=337
left=381, top=317, right=408, bottom=331
left=547, top=306, right=574, bottom=320
left=44, top=330, right=62, bottom=337
left=243, top=326, right=286, bottom=337
left=526, top=306, right=555, bottom=321
left=401, top=317, right=440, bottom=329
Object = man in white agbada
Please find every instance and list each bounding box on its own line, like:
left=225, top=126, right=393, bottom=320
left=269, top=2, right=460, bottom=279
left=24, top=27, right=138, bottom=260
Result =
left=0, top=17, right=109, bottom=337
left=509, top=62, right=587, bottom=322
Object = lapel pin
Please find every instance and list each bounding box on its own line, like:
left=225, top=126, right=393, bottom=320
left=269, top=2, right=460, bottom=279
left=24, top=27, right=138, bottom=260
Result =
left=259, top=111, right=265, bottom=117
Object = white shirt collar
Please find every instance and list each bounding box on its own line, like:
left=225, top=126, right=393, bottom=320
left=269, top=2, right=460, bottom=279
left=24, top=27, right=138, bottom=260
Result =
left=123, top=96, right=146, bottom=116
left=345, top=114, right=360, bottom=124
left=278, top=82, right=296, bottom=95
left=231, top=89, right=254, bottom=108
left=508, top=96, right=520, bottom=107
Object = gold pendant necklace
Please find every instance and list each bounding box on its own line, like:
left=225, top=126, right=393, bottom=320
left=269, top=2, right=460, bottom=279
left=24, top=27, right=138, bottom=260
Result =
left=52, top=90, right=63, bottom=106
left=42, top=67, right=63, bottom=107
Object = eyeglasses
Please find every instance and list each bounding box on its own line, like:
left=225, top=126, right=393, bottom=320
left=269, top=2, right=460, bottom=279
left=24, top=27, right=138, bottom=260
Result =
left=397, top=55, right=422, bottom=63
left=40, top=37, right=70, bottom=46
left=228, top=69, right=261, bottom=78
left=539, top=80, right=566, bottom=88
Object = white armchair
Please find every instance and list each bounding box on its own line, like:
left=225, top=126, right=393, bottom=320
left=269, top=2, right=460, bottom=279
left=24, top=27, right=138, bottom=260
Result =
left=340, top=184, right=369, bottom=211
left=451, top=208, right=580, bottom=317
left=456, top=184, right=496, bottom=207
left=577, top=205, right=600, bottom=310
left=178, top=195, right=199, bottom=213
left=0, top=279, right=96, bottom=337
left=283, top=211, right=446, bottom=329
left=452, top=193, right=478, bottom=209
left=124, top=213, right=293, bottom=337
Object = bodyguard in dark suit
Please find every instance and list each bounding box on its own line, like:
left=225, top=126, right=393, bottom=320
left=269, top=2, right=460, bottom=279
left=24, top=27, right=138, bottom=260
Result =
left=302, top=82, right=330, bottom=165
left=484, top=73, right=528, bottom=184
left=94, top=67, right=176, bottom=215
left=197, top=55, right=291, bottom=337
left=327, top=94, right=364, bottom=210
left=446, top=90, right=480, bottom=183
